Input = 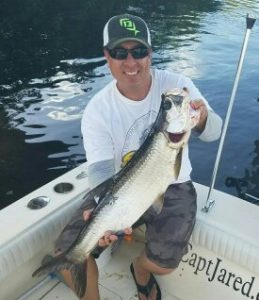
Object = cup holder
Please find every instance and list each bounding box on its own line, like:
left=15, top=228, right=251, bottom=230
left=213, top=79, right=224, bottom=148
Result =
left=54, top=182, right=74, bottom=194
left=27, top=196, right=50, bottom=209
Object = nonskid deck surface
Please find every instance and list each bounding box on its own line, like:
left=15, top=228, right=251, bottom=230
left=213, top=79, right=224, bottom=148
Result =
left=22, top=232, right=180, bottom=300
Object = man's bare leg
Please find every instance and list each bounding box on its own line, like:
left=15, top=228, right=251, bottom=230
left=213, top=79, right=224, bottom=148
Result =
left=132, top=250, right=174, bottom=300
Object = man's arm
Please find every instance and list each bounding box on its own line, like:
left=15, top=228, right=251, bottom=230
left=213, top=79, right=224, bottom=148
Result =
left=198, top=109, right=222, bottom=142
left=191, top=99, right=222, bottom=142
left=87, top=159, right=115, bottom=192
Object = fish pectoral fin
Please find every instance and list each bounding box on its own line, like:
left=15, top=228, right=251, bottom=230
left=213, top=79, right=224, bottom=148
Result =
left=71, top=262, right=87, bottom=298
left=152, top=194, right=164, bottom=214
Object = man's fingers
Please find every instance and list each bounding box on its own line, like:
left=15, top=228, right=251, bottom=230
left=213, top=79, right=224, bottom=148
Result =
left=54, top=249, right=62, bottom=256
left=98, top=232, right=118, bottom=247
left=83, top=208, right=94, bottom=221
left=124, top=227, right=132, bottom=235
left=190, top=100, right=208, bottom=131
left=191, top=99, right=205, bottom=109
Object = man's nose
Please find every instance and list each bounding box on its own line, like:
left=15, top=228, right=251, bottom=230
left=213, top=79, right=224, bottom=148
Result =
left=124, top=52, right=137, bottom=64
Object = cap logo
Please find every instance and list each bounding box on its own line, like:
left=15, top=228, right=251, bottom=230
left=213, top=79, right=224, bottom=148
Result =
left=119, top=18, right=140, bottom=36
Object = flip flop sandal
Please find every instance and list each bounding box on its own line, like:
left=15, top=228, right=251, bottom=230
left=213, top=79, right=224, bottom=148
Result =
left=130, top=263, right=161, bottom=300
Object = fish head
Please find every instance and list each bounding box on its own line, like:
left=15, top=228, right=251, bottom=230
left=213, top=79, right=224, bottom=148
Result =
left=162, top=88, right=200, bottom=148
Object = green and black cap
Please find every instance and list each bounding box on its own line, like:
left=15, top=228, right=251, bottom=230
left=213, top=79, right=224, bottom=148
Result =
left=103, top=14, right=151, bottom=49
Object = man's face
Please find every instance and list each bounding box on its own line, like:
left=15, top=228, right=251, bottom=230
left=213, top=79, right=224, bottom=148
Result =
left=104, top=41, right=152, bottom=96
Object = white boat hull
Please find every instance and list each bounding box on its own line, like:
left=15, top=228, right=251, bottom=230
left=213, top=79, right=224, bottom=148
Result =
left=0, top=163, right=258, bottom=300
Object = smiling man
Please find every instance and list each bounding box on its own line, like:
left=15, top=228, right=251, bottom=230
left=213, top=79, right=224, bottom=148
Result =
left=56, top=14, right=222, bottom=300
left=104, top=40, right=152, bottom=100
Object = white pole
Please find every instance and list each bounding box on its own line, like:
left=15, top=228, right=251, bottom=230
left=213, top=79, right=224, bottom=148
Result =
left=202, top=14, right=256, bottom=213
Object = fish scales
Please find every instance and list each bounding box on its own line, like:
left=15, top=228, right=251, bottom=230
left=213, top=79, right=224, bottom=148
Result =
left=71, top=132, right=181, bottom=261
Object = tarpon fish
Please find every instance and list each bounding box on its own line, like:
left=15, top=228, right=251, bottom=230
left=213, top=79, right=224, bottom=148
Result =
left=32, top=88, right=200, bottom=297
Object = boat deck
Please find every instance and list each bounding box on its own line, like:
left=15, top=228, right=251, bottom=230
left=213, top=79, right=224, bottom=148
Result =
left=19, top=230, right=180, bottom=300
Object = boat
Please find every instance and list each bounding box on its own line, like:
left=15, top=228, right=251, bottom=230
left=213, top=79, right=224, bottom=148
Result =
left=0, top=161, right=259, bottom=300
left=0, top=15, right=258, bottom=300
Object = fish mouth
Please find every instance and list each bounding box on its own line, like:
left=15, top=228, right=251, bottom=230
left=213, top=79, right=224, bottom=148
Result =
left=168, top=132, right=185, bottom=143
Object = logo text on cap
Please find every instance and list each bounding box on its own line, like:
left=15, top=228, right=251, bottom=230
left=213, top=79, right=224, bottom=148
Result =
left=119, top=18, right=140, bottom=36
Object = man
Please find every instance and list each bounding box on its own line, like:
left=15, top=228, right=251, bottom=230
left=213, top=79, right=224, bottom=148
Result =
left=57, top=14, right=222, bottom=300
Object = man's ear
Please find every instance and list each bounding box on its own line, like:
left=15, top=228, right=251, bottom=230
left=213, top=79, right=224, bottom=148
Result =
left=103, top=49, right=111, bottom=68
left=103, top=48, right=109, bottom=60
left=148, top=48, right=153, bottom=59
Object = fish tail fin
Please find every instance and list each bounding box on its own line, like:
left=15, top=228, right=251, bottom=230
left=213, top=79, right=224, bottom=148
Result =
left=32, top=254, right=87, bottom=298
left=32, top=254, right=73, bottom=277
left=71, top=262, right=87, bottom=298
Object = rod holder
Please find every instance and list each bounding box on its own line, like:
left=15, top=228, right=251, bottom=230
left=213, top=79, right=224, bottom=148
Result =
left=246, top=14, right=256, bottom=29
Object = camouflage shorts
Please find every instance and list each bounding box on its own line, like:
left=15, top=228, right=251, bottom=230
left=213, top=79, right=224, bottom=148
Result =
left=142, top=181, right=197, bottom=269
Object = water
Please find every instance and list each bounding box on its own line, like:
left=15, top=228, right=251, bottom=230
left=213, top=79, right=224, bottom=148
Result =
left=0, top=0, right=259, bottom=209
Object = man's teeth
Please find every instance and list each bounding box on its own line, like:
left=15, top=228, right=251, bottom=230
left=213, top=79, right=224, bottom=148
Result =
left=126, top=71, right=137, bottom=75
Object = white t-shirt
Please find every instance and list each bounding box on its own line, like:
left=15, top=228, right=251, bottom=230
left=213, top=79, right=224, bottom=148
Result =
left=81, top=69, right=211, bottom=184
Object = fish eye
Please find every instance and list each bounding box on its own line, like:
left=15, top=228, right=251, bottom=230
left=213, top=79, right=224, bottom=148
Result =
left=163, top=99, right=172, bottom=110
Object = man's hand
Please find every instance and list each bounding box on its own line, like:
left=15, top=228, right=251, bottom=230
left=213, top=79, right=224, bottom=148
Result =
left=191, top=99, right=208, bottom=132
left=83, top=209, right=132, bottom=247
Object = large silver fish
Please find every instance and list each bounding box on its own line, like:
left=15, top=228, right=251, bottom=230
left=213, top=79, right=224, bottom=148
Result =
left=32, top=88, right=199, bottom=297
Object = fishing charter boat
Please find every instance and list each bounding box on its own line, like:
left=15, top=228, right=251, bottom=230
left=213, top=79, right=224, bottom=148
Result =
left=0, top=15, right=258, bottom=300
